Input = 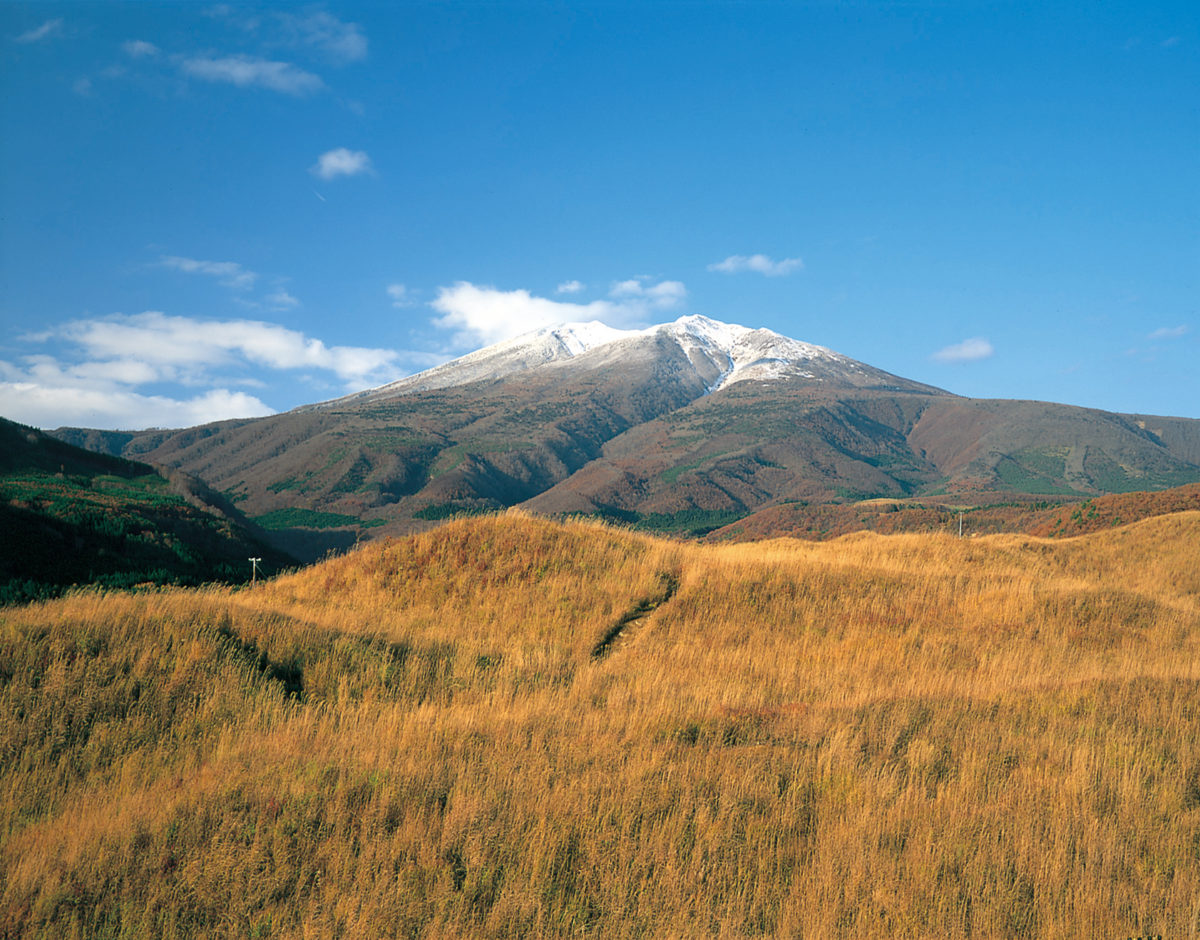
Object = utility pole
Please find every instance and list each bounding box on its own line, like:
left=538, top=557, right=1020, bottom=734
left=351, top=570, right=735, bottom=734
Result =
left=249, top=557, right=261, bottom=585
left=958, top=511, right=963, bottom=538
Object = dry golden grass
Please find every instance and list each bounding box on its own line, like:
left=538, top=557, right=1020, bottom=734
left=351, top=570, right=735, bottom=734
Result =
left=2, top=510, right=1198, bottom=938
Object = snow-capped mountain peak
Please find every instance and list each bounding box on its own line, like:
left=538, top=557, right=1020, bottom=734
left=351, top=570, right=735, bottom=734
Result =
left=317, top=314, right=926, bottom=410
left=646, top=314, right=857, bottom=393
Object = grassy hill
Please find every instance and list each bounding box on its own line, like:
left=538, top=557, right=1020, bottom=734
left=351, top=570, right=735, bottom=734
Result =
left=0, top=419, right=295, bottom=605
left=2, top=511, right=1198, bottom=937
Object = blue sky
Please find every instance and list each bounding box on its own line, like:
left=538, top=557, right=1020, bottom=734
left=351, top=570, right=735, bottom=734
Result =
left=1, top=1, right=1196, bottom=430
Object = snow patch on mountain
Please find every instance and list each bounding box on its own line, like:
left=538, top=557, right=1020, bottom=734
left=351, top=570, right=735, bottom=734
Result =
left=553, top=320, right=630, bottom=355
left=648, top=315, right=854, bottom=393
left=333, top=320, right=628, bottom=401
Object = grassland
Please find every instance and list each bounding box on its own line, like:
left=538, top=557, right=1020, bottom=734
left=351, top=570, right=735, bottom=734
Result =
left=2, top=511, right=1198, bottom=937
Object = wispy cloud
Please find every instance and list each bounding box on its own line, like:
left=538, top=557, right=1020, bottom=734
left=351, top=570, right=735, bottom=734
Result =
left=15, top=18, right=63, bottom=44
left=207, top=6, right=367, bottom=65
left=160, top=255, right=258, bottom=290
left=311, top=148, right=372, bottom=180
left=708, top=253, right=804, bottom=277
left=276, top=10, right=367, bottom=64
left=430, top=278, right=686, bottom=348
left=1148, top=325, right=1188, bottom=340
left=387, top=284, right=413, bottom=308
left=556, top=280, right=585, bottom=295
left=180, top=54, right=324, bottom=95
left=609, top=278, right=687, bottom=309
left=266, top=290, right=300, bottom=310
left=122, top=39, right=160, bottom=59
left=72, top=77, right=93, bottom=97
left=932, top=337, right=994, bottom=363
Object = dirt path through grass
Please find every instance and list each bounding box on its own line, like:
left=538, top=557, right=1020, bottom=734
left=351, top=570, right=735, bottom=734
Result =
left=590, top=571, right=679, bottom=659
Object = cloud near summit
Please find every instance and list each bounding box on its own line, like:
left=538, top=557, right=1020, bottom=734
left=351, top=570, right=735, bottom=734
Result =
left=430, top=279, right=687, bottom=348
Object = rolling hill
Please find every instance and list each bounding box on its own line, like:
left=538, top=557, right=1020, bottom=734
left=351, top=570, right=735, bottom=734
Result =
left=45, top=316, right=1200, bottom=555
left=2, top=512, right=1197, bottom=936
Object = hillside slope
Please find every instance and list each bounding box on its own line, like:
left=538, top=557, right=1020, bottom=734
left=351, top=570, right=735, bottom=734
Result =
left=0, top=418, right=295, bottom=604
left=703, top=481, right=1200, bottom=542
left=2, top=513, right=1198, bottom=937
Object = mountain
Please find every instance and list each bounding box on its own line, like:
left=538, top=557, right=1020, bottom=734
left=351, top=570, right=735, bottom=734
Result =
left=324, top=316, right=944, bottom=406
left=45, top=316, right=1200, bottom=555
left=0, top=418, right=295, bottom=604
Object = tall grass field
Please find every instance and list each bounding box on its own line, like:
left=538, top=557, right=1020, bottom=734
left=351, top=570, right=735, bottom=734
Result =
left=3, top=511, right=1198, bottom=937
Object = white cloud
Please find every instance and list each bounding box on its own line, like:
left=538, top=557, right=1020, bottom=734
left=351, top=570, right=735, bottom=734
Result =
left=50, top=312, right=400, bottom=387
left=72, top=77, right=93, bottom=97
left=0, top=351, right=274, bottom=429
left=15, top=19, right=63, bottom=44
left=180, top=54, right=324, bottom=95
left=277, top=10, right=367, bottom=64
left=932, top=337, right=995, bottom=363
left=161, top=255, right=258, bottom=290
left=0, top=312, right=409, bottom=429
left=0, top=380, right=273, bottom=431
left=311, top=148, right=372, bottom=180
left=430, top=279, right=686, bottom=348
left=432, top=283, right=606, bottom=347
left=708, top=254, right=804, bottom=277
left=556, top=280, right=585, bottom=294
left=122, top=39, right=160, bottom=58
left=1148, top=325, right=1188, bottom=340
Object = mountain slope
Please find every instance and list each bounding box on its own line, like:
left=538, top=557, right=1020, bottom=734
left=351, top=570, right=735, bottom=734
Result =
left=697, top=481, right=1200, bottom=543
left=43, top=316, right=1200, bottom=544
